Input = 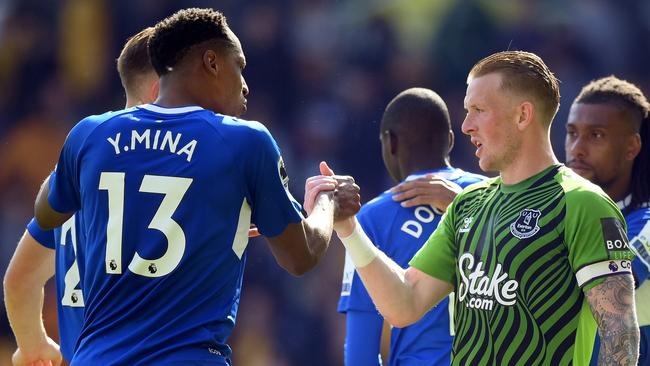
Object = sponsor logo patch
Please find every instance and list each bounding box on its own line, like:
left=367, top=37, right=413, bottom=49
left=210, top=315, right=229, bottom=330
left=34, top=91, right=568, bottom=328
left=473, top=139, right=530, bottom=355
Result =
left=510, top=209, right=541, bottom=239
left=457, top=253, right=519, bottom=311
left=608, top=260, right=618, bottom=272
left=601, top=217, right=630, bottom=259
left=459, top=217, right=473, bottom=233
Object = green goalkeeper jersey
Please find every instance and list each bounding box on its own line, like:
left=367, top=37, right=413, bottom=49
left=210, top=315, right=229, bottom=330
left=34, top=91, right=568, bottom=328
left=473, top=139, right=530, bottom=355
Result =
left=410, top=164, right=634, bottom=366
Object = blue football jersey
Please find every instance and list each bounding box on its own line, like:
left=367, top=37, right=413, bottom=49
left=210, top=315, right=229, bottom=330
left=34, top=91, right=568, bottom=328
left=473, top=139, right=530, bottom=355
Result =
left=625, top=204, right=650, bottom=283
left=27, top=216, right=85, bottom=362
left=590, top=198, right=650, bottom=366
left=338, top=167, right=486, bottom=366
left=47, top=104, right=303, bottom=365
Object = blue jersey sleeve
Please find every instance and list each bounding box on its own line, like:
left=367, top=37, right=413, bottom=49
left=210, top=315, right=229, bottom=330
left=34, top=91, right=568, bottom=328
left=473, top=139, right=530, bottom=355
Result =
left=244, top=122, right=303, bottom=237
left=344, top=310, right=384, bottom=366
left=627, top=208, right=650, bottom=284
left=26, top=218, right=55, bottom=249
left=48, top=117, right=103, bottom=213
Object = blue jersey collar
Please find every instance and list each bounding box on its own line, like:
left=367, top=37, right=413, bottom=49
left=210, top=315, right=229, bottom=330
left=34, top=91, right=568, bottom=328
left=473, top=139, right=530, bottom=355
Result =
left=404, top=167, right=460, bottom=183
left=138, top=104, right=204, bottom=114
left=617, top=194, right=632, bottom=211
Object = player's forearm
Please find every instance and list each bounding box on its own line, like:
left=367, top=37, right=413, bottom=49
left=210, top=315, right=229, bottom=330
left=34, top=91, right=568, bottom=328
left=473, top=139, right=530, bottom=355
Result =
left=302, top=192, right=335, bottom=266
left=355, top=252, right=424, bottom=327
left=3, top=232, right=57, bottom=351
left=3, top=276, right=49, bottom=350
left=266, top=193, right=334, bottom=276
left=599, top=329, right=639, bottom=366
left=598, top=307, right=639, bottom=365
left=586, top=274, right=639, bottom=365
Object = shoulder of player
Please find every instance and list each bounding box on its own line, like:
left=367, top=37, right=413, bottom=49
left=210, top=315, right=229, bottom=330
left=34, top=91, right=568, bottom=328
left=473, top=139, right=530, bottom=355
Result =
left=557, top=170, right=624, bottom=221
left=197, top=113, right=274, bottom=143
left=556, top=168, right=611, bottom=204
left=198, top=112, right=267, bottom=133
left=456, top=176, right=497, bottom=197
left=449, top=169, right=489, bottom=187
left=625, top=206, right=650, bottom=229
left=553, top=165, right=602, bottom=194
left=66, top=108, right=137, bottom=146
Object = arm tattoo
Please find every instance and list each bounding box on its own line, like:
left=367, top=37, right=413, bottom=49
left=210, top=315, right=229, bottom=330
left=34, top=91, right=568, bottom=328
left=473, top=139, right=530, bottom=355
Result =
left=585, top=274, right=639, bottom=365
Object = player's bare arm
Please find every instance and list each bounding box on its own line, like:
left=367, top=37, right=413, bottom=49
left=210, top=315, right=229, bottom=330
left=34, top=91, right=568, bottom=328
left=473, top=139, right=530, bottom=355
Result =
left=390, top=174, right=461, bottom=211
left=585, top=274, right=639, bottom=365
left=267, top=190, right=335, bottom=276
left=304, top=163, right=450, bottom=326
left=334, top=217, right=452, bottom=327
left=267, top=163, right=360, bottom=276
left=35, top=176, right=73, bottom=230
left=4, top=231, right=62, bottom=366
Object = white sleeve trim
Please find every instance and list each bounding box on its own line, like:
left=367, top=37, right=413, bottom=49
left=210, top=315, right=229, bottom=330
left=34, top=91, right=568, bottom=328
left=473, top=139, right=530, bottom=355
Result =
left=575, top=260, right=632, bottom=287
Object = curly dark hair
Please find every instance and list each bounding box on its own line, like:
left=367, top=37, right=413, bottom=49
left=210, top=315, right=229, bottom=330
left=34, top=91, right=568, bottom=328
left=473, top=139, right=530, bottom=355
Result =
left=575, top=76, right=650, bottom=210
left=148, top=8, right=235, bottom=76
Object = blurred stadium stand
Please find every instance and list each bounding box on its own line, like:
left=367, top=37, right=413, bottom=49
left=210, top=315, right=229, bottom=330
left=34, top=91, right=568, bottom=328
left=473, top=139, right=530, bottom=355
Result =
left=1, top=0, right=649, bottom=365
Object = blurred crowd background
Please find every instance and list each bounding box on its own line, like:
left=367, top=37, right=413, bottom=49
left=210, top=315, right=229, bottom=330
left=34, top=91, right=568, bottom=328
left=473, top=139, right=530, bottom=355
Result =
left=1, top=0, right=649, bottom=365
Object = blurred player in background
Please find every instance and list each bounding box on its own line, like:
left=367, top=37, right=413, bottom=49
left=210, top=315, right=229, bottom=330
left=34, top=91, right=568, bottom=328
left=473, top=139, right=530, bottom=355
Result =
left=312, top=51, right=639, bottom=365
left=32, top=8, right=359, bottom=365
left=337, top=87, right=485, bottom=365
left=4, top=27, right=157, bottom=366
left=564, top=75, right=650, bottom=365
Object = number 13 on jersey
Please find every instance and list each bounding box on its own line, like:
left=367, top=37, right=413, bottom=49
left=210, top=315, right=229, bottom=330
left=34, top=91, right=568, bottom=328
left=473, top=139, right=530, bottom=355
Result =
left=99, top=172, right=193, bottom=278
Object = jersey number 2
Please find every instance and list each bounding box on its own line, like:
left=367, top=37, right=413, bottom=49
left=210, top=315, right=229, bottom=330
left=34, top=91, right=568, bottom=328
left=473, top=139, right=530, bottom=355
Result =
left=60, top=216, right=84, bottom=307
left=99, top=172, right=193, bottom=278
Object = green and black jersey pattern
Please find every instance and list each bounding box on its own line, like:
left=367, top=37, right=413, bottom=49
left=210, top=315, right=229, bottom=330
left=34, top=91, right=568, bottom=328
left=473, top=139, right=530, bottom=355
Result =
left=410, top=164, right=634, bottom=366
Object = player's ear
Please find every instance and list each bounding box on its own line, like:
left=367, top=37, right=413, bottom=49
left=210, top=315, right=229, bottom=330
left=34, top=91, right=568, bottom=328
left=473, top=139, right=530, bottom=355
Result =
left=388, top=130, right=398, bottom=155
left=447, top=130, right=455, bottom=154
left=149, top=78, right=160, bottom=102
left=516, top=101, right=534, bottom=131
left=203, top=50, right=219, bottom=77
left=625, top=133, right=641, bottom=161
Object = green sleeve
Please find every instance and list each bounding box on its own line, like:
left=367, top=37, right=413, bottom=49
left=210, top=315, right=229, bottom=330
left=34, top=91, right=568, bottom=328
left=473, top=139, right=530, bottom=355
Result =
left=409, top=199, right=457, bottom=286
left=564, top=188, right=634, bottom=291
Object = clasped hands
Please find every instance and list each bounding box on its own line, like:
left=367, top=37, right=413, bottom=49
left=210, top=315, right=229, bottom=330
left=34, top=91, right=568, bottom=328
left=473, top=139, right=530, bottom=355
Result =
left=304, top=162, right=360, bottom=236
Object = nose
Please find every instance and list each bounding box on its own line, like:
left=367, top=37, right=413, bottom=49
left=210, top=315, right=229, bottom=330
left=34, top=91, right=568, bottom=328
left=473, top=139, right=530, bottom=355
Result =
left=461, top=114, right=475, bottom=136
left=566, top=134, right=586, bottom=159
left=242, top=77, right=249, bottom=97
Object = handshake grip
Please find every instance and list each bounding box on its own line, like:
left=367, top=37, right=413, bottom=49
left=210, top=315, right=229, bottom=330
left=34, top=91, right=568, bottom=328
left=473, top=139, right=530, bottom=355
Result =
left=303, top=161, right=361, bottom=222
left=331, top=176, right=361, bottom=222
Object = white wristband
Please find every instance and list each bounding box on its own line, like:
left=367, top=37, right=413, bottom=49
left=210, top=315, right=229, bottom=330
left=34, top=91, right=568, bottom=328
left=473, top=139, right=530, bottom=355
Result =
left=339, top=223, right=378, bottom=268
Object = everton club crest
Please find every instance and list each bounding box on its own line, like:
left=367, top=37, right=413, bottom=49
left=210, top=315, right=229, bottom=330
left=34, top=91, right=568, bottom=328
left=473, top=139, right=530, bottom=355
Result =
left=510, top=209, right=541, bottom=239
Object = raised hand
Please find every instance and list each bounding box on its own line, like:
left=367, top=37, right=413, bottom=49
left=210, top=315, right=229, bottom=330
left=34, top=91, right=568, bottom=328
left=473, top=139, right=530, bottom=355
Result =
left=390, top=174, right=462, bottom=212
left=303, top=162, right=361, bottom=235
left=303, top=171, right=338, bottom=216
left=315, top=162, right=360, bottom=237
left=319, top=162, right=361, bottom=222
